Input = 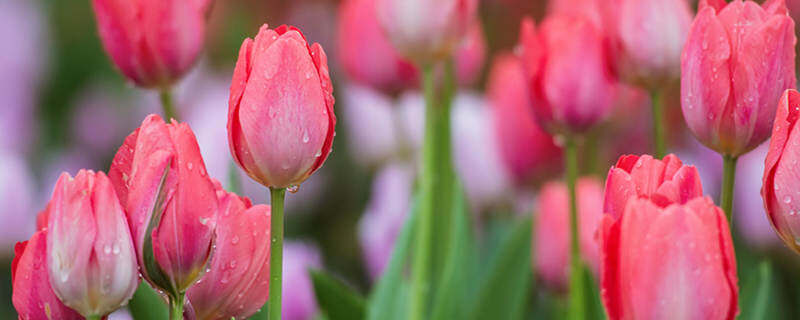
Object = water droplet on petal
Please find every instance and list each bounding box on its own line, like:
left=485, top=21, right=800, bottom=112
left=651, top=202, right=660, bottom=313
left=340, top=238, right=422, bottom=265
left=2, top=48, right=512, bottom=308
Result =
left=104, top=244, right=112, bottom=254
left=288, top=185, right=300, bottom=193
left=231, top=236, right=240, bottom=245
left=784, top=195, right=792, bottom=204
left=112, top=243, right=120, bottom=255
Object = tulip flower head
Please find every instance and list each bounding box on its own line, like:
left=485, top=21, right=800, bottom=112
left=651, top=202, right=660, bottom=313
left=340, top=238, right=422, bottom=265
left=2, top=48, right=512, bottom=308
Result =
left=228, top=24, right=336, bottom=189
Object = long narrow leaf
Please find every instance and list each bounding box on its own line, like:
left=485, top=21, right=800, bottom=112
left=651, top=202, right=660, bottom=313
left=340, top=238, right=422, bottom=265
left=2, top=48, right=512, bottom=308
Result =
left=310, top=270, right=365, bottom=320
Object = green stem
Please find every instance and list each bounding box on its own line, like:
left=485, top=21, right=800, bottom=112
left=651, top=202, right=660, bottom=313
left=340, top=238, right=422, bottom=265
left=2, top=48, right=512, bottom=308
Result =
left=160, top=89, right=179, bottom=121
left=720, top=155, right=738, bottom=222
left=268, top=187, right=286, bottom=320
left=565, top=136, right=585, bottom=320
left=168, top=292, right=185, bottom=320
left=86, top=315, right=102, bottom=320
left=228, top=160, right=242, bottom=194
left=650, top=89, right=666, bottom=158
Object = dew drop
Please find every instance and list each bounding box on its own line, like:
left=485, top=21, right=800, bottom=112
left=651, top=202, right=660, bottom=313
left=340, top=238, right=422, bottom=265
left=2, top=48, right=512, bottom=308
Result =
left=230, top=260, right=237, bottom=269
left=200, top=217, right=209, bottom=225
left=302, top=130, right=310, bottom=143
left=187, top=162, right=193, bottom=171
left=112, top=243, right=120, bottom=255
left=288, top=185, right=300, bottom=193
left=315, top=150, right=322, bottom=158
left=231, top=236, right=240, bottom=245
left=784, top=195, right=792, bottom=204
left=104, top=244, right=112, bottom=254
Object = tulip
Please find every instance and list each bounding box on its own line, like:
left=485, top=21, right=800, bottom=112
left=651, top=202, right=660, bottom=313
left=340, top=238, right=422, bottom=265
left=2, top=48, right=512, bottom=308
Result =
left=282, top=242, right=322, bottom=320
left=681, top=0, right=796, bottom=157
left=604, top=154, right=704, bottom=219
left=108, top=114, right=218, bottom=302
left=45, top=170, right=139, bottom=318
left=90, top=0, right=212, bottom=88
left=375, top=0, right=478, bottom=63
left=0, top=151, right=36, bottom=256
left=487, top=53, right=561, bottom=184
left=736, top=144, right=780, bottom=248
left=600, top=197, right=739, bottom=319
left=533, top=178, right=604, bottom=290
left=187, top=184, right=271, bottom=320
left=518, top=15, right=616, bottom=134
left=453, top=22, right=487, bottom=87
left=228, top=24, right=336, bottom=189
left=761, top=89, right=800, bottom=253
left=341, top=85, right=400, bottom=166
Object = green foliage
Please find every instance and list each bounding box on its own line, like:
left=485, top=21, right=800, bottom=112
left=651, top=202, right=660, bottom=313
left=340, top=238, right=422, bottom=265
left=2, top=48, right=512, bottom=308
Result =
left=310, top=270, right=366, bottom=320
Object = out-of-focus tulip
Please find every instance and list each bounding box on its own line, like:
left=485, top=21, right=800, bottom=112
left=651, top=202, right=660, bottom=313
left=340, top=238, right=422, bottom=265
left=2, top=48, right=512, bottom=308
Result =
left=338, top=0, right=417, bottom=92
left=737, top=144, right=780, bottom=248
left=762, top=89, right=800, bottom=253
left=534, top=178, right=604, bottom=290
left=188, top=184, right=271, bottom=320
left=519, top=15, right=616, bottom=134
left=681, top=0, right=796, bottom=157
left=600, top=197, right=739, bottom=319
left=342, top=85, right=401, bottom=166
left=375, top=0, right=478, bottom=63
left=487, top=53, right=561, bottom=184
left=454, top=22, right=487, bottom=87
left=358, top=163, right=413, bottom=280
left=109, top=114, right=218, bottom=295
left=283, top=242, right=322, bottom=320
left=45, top=170, right=138, bottom=318
left=12, top=230, right=83, bottom=320
left=228, top=24, right=336, bottom=189
left=0, top=152, right=36, bottom=256
left=604, top=154, right=704, bottom=219
left=90, top=0, right=212, bottom=88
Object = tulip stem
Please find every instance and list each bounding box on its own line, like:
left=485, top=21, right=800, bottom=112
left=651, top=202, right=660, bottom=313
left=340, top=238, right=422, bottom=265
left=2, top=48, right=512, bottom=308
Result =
left=160, top=89, right=179, bottom=121
left=650, top=89, right=666, bottom=158
left=720, top=155, right=738, bottom=222
left=168, top=292, right=184, bottom=320
left=268, top=187, right=286, bottom=320
left=565, top=135, right=586, bottom=320
left=87, top=316, right=101, bottom=320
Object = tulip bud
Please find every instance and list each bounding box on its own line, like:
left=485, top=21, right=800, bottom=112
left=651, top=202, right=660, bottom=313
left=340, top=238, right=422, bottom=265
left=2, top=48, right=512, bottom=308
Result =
left=681, top=0, right=796, bottom=157
left=518, top=15, right=617, bottom=134
left=375, top=0, right=478, bottom=63
left=109, top=114, right=218, bottom=295
left=187, top=184, right=270, bottom=320
left=600, top=197, right=739, bottom=319
left=90, top=0, right=212, bottom=88
left=487, top=53, right=561, bottom=184
left=228, top=24, right=336, bottom=189
left=604, top=154, right=704, bottom=219
left=13, top=230, right=83, bottom=320
left=45, top=170, right=139, bottom=318
left=533, top=178, right=604, bottom=290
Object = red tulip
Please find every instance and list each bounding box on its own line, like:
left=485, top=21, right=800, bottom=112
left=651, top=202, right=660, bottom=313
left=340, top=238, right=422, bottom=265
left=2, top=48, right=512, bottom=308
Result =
left=487, top=53, right=561, bottom=184
left=45, top=170, right=139, bottom=318
left=188, top=182, right=271, bottom=320
left=12, top=230, right=83, bottom=320
left=228, top=24, right=336, bottom=189
left=109, top=114, right=218, bottom=294
left=90, top=0, right=212, bottom=88
left=761, top=89, right=800, bottom=254
left=604, top=154, right=703, bottom=219
left=600, top=197, right=739, bottom=319
left=681, top=0, right=796, bottom=157
left=519, top=15, right=616, bottom=134
left=533, top=178, right=604, bottom=290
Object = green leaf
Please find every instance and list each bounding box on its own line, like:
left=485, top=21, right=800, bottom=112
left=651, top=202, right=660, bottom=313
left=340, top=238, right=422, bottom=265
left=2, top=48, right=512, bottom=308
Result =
left=128, top=283, right=168, bottom=320
left=583, top=267, right=607, bottom=320
left=740, top=260, right=777, bottom=320
left=468, top=219, right=533, bottom=320
left=310, top=270, right=366, bottom=320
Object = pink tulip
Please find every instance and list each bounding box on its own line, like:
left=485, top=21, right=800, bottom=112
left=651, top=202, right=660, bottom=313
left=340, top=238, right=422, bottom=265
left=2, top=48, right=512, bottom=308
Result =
left=600, top=197, right=739, bottom=319
left=12, top=230, right=83, bottom=320
left=488, top=53, right=561, bottom=184
left=188, top=182, right=271, bottom=320
left=338, top=0, right=417, bottom=92
left=604, top=154, right=704, bottom=220
left=761, top=89, right=800, bottom=254
left=109, top=114, right=218, bottom=294
left=45, top=170, right=138, bottom=318
left=533, top=178, right=604, bottom=290
left=228, top=24, right=336, bottom=189
left=90, top=0, right=212, bottom=88
left=681, top=0, right=796, bottom=157
left=454, top=21, right=487, bottom=87
left=283, top=242, right=322, bottom=320
left=375, top=0, right=478, bottom=63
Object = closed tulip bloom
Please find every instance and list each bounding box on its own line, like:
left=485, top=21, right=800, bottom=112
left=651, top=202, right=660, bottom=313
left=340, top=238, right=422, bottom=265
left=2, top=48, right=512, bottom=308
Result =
left=604, top=154, right=704, bottom=219
left=45, top=170, right=138, bottom=318
left=228, top=24, right=336, bottom=189
left=519, top=15, right=616, bottom=134
left=534, top=178, right=604, bottom=290
left=453, top=21, right=487, bottom=87
left=90, top=0, right=212, bottom=88
left=109, top=114, right=218, bottom=294
left=13, top=230, right=83, bottom=320
left=188, top=184, right=271, bottom=320
left=681, top=0, right=796, bottom=157
left=600, top=197, right=739, bottom=319
left=488, top=53, right=561, bottom=184
left=762, top=89, right=800, bottom=253
left=375, top=0, right=478, bottom=63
